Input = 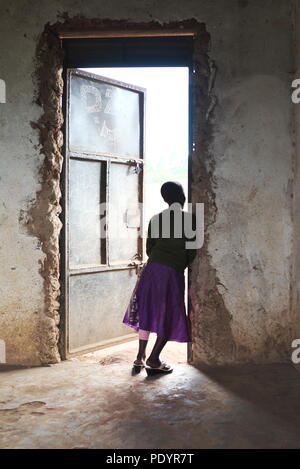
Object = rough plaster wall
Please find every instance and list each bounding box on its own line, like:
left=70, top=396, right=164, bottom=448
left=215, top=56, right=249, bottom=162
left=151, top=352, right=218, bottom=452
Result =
left=0, top=0, right=296, bottom=365
left=206, top=76, right=294, bottom=363
left=190, top=0, right=296, bottom=364
left=0, top=3, right=47, bottom=365
left=202, top=0, right=296, bottom=364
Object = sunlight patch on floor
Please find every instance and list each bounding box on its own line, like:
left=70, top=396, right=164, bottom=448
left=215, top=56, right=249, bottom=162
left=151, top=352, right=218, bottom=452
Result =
left=70, top=334, right=187, bottom=367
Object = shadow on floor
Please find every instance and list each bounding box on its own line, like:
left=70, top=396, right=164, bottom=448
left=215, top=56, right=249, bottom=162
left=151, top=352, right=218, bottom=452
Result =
left=194, top=362, right=300, bottom=434
left=0, top=365, right=33, bottom=372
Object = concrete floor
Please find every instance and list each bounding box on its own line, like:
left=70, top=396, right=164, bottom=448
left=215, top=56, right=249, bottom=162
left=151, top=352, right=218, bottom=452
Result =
left=1, top=336, right=300, bottom=449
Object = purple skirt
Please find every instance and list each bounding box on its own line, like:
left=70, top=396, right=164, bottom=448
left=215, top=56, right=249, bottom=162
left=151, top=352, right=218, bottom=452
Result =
left=123, top=261, right=191, bottom=342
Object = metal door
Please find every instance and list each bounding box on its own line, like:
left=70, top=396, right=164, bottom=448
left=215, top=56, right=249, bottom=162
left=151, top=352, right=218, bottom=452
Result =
left=64, top=69, right=145, bottom=356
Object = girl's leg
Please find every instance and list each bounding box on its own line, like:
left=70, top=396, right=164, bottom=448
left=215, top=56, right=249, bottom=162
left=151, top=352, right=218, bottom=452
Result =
left=146, top=335, right=168, bottom=368
left=134, top=329, right=150, bottom=365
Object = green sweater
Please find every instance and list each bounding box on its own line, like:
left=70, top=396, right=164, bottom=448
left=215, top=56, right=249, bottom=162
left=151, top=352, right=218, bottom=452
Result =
left=146, top=207, right=198, bottom=273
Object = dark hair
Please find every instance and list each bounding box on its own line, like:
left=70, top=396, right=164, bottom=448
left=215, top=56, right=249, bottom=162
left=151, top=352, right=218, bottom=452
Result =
left=160, top=181, right=186, bottom=208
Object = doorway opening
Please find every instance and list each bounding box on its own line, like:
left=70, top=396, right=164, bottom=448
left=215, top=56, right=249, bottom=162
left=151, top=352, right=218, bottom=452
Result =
left=63, top=65, right=189, bottom=363
left=72, top=66, right=189, bottom=364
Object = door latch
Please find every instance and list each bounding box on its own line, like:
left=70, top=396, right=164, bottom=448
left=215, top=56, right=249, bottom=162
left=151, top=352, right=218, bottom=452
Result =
left=128, top=159, right=143, bottom=174
left=128, top=253, right=144, bottom=274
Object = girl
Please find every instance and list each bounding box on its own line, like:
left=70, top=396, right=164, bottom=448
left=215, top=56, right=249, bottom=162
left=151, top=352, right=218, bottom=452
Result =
left=122, top=181, right=197, bottom=375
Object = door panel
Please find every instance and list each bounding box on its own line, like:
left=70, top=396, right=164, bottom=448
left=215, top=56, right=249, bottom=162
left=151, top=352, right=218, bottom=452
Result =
left=65, top=69, right=145, bottom=356
left=109, top=162, right=141, bottom=264
left=69, top=270, right=137, bottom=352
left=69, top=73, right=141, bottom=157
left=69, top=159, right=105, bottom=267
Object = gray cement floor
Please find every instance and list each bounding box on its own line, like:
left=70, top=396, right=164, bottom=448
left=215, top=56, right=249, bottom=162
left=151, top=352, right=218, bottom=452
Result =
left=1, top=336, right=300, bottom=449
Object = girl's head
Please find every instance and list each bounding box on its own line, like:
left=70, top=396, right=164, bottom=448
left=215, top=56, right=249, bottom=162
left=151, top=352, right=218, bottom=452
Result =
left=160, top=181, right=186, bottom=208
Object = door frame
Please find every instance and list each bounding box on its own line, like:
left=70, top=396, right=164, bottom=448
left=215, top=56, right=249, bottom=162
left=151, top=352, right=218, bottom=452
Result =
left=45, top=22, right=212, bottom=363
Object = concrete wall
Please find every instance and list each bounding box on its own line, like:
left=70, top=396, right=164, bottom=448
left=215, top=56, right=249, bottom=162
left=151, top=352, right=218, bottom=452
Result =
left=0, top=0, right=297, bottom=365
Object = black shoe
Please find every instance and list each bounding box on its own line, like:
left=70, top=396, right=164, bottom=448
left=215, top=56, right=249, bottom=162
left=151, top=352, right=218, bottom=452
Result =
left=132, top=360, right=145, bottom=374
left=145, top=361, right=173, bottom=375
